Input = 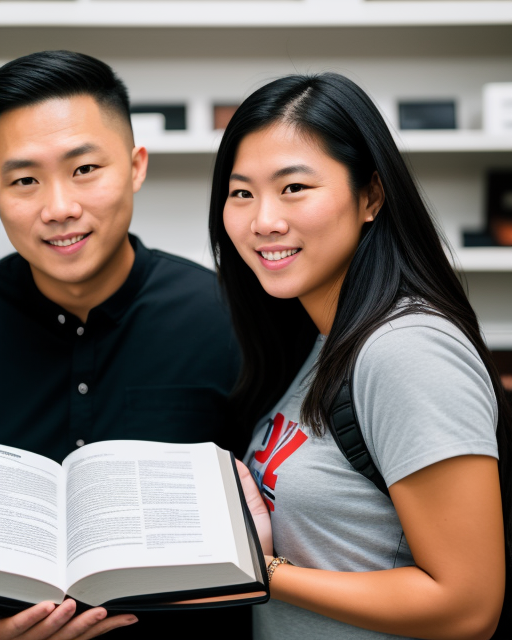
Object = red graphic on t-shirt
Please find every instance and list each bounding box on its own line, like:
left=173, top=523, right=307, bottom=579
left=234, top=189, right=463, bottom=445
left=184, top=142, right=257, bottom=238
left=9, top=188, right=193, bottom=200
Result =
left=250, top=412, right=308, bottom=512
left=254, top=412, right=290, bottom=464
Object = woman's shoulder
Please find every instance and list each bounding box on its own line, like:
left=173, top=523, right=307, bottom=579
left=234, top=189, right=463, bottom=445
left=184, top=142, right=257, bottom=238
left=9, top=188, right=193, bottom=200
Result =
left=354, top=306, right=494, bottom=405
left=356, top=304, right=487, bottom=381
left=352, top=307, right=498, bottom=487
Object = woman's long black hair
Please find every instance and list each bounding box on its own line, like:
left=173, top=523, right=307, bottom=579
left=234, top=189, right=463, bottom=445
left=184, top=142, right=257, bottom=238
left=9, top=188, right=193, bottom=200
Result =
left=209, top=72, right=512, bottom=565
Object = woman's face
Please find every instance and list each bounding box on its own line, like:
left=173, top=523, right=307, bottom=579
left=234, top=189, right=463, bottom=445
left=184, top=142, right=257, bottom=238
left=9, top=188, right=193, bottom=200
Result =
left=223, top=122, right=383, bottom=333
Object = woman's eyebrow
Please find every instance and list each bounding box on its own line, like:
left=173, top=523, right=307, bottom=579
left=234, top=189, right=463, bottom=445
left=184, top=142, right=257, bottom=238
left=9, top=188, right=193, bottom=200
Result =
left=230, top=165, right=317, bottom=184
left=229, top=173, right=251, bottom=183
left=271, top=164, right=316, bottom=180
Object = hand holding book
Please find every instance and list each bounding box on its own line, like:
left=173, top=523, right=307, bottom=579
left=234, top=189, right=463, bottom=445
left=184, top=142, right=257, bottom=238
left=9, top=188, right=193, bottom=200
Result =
left=234, top=460, right=273, bottom=556
left=0, top=599, right=137, bottom=640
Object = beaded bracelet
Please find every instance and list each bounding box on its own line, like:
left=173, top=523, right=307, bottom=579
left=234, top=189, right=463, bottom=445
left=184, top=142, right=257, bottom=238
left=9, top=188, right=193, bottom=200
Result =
left=267, top=556, right=289, bottom=582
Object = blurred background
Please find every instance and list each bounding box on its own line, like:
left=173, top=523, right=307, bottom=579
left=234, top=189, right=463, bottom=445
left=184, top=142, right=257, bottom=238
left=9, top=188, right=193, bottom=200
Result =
left=0, top=0, right=511, bottom=388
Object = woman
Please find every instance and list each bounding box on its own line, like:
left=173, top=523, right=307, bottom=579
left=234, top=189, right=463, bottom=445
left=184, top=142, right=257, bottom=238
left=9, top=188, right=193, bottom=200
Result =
left=209, top=73, right=511, bottom=640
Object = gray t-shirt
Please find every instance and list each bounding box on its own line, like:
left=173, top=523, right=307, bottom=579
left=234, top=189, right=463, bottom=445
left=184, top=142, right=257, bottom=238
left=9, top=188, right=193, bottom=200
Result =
left=245, top=313, right=498, bottom=640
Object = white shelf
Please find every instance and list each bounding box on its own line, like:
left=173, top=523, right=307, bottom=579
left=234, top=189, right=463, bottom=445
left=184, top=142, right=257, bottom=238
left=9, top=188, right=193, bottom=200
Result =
left=137, top=131, right=223, bottom=155
left=480, top=324, right=512, bottom=350
left=137, top=129, right=512, bottom=155
left=397, top=130, right=512, bottom=153
left=450, top=248, right=512, bottom=272
left=0, top=1, right=511, bottom=28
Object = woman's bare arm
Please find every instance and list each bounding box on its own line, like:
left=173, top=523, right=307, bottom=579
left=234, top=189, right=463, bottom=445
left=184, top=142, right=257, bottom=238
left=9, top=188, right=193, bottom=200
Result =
left=241, top=455, right=505, bottom=640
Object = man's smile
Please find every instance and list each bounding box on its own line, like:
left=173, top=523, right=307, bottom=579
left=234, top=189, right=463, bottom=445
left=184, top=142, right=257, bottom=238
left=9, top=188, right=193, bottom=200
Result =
left=45, top=233, right=90, bottom=247
left=44, top=232, right=92, bottom=247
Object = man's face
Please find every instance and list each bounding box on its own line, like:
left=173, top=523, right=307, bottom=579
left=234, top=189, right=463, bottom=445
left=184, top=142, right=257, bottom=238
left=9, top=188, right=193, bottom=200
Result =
left=0, top=95, right=147, bottom=293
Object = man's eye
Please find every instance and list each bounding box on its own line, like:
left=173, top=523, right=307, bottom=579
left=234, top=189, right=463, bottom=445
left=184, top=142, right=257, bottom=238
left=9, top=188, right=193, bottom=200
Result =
left=74, top=165, right=98, bottom=176
left=230, top=189, right=253, bottom=199
left=283, top=183, right=307, bottom=194
left=13, top=177, right=37, bottom=186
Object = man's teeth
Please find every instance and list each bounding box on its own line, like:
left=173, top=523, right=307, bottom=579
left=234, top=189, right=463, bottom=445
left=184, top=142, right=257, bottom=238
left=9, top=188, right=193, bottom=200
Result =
left=261, top=249, right=299, bottom=261
left=48, top=235, right=86, bottom=247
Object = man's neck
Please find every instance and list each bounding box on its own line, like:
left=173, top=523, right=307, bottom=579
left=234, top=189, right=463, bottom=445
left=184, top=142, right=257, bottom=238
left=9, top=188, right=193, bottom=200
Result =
left=30, top=237, right=135, bottom=323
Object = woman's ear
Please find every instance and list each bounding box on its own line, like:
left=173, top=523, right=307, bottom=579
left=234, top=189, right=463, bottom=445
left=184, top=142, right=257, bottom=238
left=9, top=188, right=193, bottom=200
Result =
left=363, top=171, right=385, bottom=222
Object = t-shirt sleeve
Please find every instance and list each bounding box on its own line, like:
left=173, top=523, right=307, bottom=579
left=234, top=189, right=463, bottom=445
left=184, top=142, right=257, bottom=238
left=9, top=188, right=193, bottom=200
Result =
left=353, top=318, right=499, bottom=488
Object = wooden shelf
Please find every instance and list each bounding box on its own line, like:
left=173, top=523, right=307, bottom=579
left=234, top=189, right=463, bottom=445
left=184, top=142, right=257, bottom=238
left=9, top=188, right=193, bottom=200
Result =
left=0, top=1, right=511, bottom=28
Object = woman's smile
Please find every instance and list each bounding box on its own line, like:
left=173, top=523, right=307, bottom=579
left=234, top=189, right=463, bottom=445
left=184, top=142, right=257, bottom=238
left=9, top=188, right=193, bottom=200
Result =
left=256, top=245, right=302, bottom=270
left=259, top=248, right=300, bottom=261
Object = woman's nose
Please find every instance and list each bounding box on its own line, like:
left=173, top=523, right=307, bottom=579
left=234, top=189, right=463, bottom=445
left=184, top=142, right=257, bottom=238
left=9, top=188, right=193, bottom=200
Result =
left=250, top=200, right=289, bottom=236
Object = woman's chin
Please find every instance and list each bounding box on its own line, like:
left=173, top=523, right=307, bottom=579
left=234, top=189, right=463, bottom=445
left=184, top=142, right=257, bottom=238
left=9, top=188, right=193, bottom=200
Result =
left=260, top=283, right=301, bottom=300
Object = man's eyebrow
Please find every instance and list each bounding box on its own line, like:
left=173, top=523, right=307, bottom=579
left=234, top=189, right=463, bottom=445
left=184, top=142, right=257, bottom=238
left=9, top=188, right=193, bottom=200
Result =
left=62, top=143, right=101, bottom=161
left=2, top=159, right=40, bottom=176
left=2, top=143, right=102, bottom=177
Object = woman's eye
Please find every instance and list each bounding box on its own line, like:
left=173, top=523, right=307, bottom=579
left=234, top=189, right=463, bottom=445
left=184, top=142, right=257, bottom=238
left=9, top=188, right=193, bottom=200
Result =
left=283, top=183, right=307, bottom=194
left=74, top=164, right=98, bottom=176
left=230, top=189, right=253, bottom=199
left=13, top=177, right=37, bottom=186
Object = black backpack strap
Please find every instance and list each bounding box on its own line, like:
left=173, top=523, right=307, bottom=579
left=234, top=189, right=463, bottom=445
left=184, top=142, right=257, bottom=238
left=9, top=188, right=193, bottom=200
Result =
left=329, top=380, right=390, bottom=498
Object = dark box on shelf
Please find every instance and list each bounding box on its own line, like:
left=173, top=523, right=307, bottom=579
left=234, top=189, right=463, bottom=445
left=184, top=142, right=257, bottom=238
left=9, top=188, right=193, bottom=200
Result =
left=487, top=170, right=512, bottom=246
left=398, top=100, right=456, bottom=130
left=462, top=230, right=498, bottom=247
left=130, top=105, right=186, bottom=131
left=462, top=169, right=512, bottom=247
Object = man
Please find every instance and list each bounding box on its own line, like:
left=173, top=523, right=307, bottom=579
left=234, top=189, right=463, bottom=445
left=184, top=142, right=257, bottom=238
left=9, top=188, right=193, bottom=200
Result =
left=0, top=51, right=248, bottom=639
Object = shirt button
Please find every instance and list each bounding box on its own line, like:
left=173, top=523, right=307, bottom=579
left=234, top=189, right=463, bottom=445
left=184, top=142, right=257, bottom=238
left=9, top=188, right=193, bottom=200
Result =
left=77, top=327, right=85, bottom=336
left=58, top=314, right=66, bottom=324
left=76, top=439, right=85, bottom=447
left=78, top=383, right=89, bottom=395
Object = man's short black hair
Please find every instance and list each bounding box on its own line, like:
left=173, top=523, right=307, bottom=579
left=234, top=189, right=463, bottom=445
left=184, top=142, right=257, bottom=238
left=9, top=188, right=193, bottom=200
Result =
left=0, top=50, right=132, bottom=129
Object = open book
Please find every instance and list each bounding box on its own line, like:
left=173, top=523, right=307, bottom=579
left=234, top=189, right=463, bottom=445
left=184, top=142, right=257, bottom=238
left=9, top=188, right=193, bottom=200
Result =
left=0, top=440, right=268, bottom=610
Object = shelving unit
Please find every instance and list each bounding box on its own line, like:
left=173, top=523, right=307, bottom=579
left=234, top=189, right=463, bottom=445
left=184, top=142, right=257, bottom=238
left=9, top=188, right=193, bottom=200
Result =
left=0, top=0, right=511, bottom=346
left=453, top=248, right=512, bottom=273
left=398, top=131, right=512, bottom=154
left=0, top=1, right=511, bottom=28
left=134, top=128, right=512, bottom=155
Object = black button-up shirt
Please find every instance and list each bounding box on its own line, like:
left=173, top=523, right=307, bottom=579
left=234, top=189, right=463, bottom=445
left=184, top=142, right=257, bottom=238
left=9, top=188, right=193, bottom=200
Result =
left=0, top=235, right=251, bottom=638
left=0, top=234, right=240, bottom=461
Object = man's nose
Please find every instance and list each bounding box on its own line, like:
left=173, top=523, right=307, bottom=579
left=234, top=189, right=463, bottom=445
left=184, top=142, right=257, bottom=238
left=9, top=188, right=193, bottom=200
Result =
left=40, top=183, right=82, bottom=224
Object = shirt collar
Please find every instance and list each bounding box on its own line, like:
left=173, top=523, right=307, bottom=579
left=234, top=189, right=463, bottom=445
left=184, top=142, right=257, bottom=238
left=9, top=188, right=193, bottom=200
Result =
left=92, top=234, right=152, bottom=324
left=17, top=234, right=151, bottom=328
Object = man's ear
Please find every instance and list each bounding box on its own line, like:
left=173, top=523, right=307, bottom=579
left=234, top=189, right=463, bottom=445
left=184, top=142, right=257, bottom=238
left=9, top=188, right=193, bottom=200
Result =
left=132, top=146, right=148, bottom=194
left=363, top=171, right=385, bottom=222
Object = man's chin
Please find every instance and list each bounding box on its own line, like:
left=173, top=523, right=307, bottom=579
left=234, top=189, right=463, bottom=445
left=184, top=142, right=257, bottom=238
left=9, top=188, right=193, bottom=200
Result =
left=30, top=263, right=98, bottom=291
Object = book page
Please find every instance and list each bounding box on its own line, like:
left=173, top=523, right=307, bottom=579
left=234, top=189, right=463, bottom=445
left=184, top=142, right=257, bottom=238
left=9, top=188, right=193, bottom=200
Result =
left=63, top=440, right=242, bottom=591
left=0, top=445, right=66, bottom=600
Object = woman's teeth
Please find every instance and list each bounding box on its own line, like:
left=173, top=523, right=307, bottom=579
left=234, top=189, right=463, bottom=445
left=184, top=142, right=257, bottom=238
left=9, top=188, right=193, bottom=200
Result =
left=48, top=235, right=86, bottom=247
left=261, top=249, right=299, bottom=261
